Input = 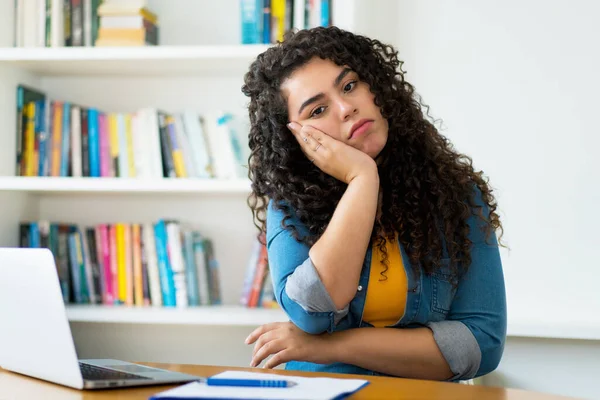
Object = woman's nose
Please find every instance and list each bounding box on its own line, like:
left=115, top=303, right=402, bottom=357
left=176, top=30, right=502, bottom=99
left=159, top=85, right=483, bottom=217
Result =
left=338, top=99, right=358, bottom=121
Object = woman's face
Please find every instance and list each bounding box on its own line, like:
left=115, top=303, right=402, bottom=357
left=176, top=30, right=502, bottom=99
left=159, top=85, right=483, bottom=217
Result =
left=281, top=57, right=389, bottom=159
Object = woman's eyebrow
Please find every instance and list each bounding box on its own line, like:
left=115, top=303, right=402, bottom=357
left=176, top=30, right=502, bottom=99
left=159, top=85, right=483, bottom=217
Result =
left=333, top=68, right=352, bottom=87
left=297, top=68, right=353, bottom=115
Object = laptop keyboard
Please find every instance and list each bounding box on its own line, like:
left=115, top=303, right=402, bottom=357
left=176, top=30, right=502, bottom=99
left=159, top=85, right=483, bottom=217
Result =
left=79, top=362, right=150, bottom=381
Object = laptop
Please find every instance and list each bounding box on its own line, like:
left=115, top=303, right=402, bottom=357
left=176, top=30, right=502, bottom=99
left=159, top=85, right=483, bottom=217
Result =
left=0, top=247, right=202, bottom=389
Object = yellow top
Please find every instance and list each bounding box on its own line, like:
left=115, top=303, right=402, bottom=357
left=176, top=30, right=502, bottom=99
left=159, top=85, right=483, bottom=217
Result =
left=362, top=236, right=408, bottom=327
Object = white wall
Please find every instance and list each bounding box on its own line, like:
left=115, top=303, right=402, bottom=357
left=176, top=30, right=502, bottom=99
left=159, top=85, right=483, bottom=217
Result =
left=71, top=322, right=258, bottom=367
left=394, top=1, right=600, bottom=398
left=394, top=1, right=600, bottom=320
left=487, top=336, right=600, bottom=400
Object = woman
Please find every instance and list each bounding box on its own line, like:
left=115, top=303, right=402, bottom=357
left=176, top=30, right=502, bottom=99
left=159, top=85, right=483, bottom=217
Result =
left=241, top=26, right=506, bottom=382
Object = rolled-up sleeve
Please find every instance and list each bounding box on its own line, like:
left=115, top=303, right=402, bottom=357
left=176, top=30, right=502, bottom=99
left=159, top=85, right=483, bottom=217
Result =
left=427, top=319, right=482, bottom=380
left=285, top=257, right=349, bottom=325
left=266, top=201, right=348, bottom=334
left=428, top=190, right=507, bottom=380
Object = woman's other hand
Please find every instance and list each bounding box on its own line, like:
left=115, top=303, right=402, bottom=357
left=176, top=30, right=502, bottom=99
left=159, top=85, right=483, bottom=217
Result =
left=245, top=321, right=334, bottom=369
left=287, top=122, right=377, bottom=184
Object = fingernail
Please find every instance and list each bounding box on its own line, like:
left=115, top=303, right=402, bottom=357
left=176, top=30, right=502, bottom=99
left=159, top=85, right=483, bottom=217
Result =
left=287, top=122, right=299, bottom=130
left=244, top=337, right=249, bottom=344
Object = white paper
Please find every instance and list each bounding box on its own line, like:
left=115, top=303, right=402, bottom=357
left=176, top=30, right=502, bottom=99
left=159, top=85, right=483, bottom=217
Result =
left=150, top=370, right=369, bottom=400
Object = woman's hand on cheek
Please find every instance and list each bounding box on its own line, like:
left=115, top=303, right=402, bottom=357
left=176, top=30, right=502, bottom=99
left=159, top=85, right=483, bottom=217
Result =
left=245, top=321, right=333, bottom=369
left=287, top=122, right=377, bottom=184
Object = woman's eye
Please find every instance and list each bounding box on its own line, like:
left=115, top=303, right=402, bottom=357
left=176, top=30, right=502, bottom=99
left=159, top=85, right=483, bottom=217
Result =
left=310, top=106, right=326, bottom=118
left=343, top=81, right=357, bottom=92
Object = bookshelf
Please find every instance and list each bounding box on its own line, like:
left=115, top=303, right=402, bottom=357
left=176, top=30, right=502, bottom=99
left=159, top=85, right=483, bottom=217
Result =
left=0, top=0, right=400, bottom=366
left=0, top=177, right=251, bottom=195
left=66, top=304, right=287, bottom=326
left=0, top=45, right=271, bottom=76
left=0, top=1, right=270, bottom=314
left=64, top=305, right=600, bottom=341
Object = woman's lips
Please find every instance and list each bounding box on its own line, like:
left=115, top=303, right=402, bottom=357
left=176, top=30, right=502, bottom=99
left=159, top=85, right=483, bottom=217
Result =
left=350, top=120, right=374, bottom=140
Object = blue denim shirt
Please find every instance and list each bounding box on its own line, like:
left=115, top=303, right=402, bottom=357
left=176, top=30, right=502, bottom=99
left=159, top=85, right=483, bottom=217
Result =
left=266, top=191, right=507, bottom=381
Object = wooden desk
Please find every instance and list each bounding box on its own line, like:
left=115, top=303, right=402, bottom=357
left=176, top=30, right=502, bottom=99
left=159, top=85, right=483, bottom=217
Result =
left=0, top=363, right=572, bottom=399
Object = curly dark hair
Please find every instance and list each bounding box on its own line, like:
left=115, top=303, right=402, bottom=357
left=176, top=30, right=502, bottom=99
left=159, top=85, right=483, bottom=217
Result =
left=242, top=26, right=503, bottom=281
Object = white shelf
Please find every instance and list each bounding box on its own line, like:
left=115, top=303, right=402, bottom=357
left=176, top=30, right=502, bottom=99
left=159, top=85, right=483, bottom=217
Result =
left=65, top=305, right=600, bottom=341
left=66, top=305, right=288, bottom=326
left=507, top=322, right=600, bottom=341
left=507, top=313, right=600, bottom=341
left=0, top=177, right=251, bottom=195
left=0, top=45, right=271, bottom=76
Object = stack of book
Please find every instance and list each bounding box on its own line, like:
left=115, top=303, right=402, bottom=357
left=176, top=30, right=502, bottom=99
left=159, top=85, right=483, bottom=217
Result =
left=240, top=0, right=333, bottom=44
left=19, top=219, right=221, bottom=308
left=15, top=84, right=250, bottom=180
left=239, top=234, right=278, bottom=309
left=96, top=0, right=158, bottom=46
left=13, top=0, right=103, bottom=47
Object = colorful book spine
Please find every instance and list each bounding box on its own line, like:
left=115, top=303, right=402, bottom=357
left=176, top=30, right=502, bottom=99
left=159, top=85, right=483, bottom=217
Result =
left=36, top=99, right=47, bottom=176
left=16, top=85, right=46, bottom=176
left=139, top=224, right=151, bottom=305
left=24, top=102, right=36, bottom=176
left=125, top=114, right=136, bottom=177
left=97, top=224, right=113, bottom=304
left=80, top=226, right=96, bottom=304
left=321, top=0, right=330, bottom=26
left=182, top=229, right=199, bottom=306
left=117, top=113, right=129, bottom=177
left=98, top=112, right=110, bottom=177
left=108, top=113, right=120, bottom=177
left=240, top=235, right=262, bottom=306
left=241, top=0, right=262, bottom=44
left=132, top=223, right=144, bottom=306
left=271, top=0, right=285, bottom=43
left=68, top=231, right=83, bottom=303
left=43, top=99, right=53, bottom=177
left=157, top=112, right=175, bottom=177
left=71, top=0, right=84, bottom=46
left=50, top=101, right=63, bottom=176
left=143, top=222, right=162, bottom=306
left=204, top=239, right=222, bottom=305
left=116, top=223, right=126, bottom=304
left=45, top=0, right=51, bottom=46
left=262, top=0, right=271, bottom=44
left=71, top=105, right=82, bottom=177
left=248, top=244, right=268, bottom=307
left=165, top=221, right=188, bottom=307
left=80, top=107, right=89, bottom=176
left=95, top=225, right=109, bottom=304
left=193, top=233, right=210, bottom=306
left=88, top=108, right=101, bottom=177
left=60, top=102, right=71, bottom=177
left=29, top=222, right=40, bottom=248
left=166, top=116, right=187, bottom=178
left=153, top=220, right=176, bottom=307
left=108, top=224, right=119, bottom=304
left=56, top=225, right=71, bottom=302
left=182, top=111, right=212, bottom=178
left=86, top=227, right=103, bottom=304
left=123, top=223, right=133, bottom=305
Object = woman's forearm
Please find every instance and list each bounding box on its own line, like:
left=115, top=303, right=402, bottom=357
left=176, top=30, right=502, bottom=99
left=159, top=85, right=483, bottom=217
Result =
left=325, top=327, right=453, bottom=381
left=309, top=168, right=379, bottom=310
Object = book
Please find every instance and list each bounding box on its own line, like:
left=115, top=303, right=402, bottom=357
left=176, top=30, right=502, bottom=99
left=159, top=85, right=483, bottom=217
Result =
left=14, top=84, right=247, bottom=179
left=18, top=219, right=223, bottom=309
left=16, top=85, right=45, bottom=176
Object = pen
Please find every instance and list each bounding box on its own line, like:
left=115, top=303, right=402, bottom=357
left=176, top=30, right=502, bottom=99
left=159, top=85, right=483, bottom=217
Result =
left=206, top=378, right=297, bottom=388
